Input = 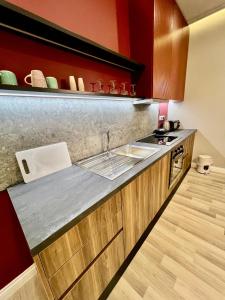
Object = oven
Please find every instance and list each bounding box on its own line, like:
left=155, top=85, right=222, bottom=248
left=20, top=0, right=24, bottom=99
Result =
left=169, top=144, right=185, bottom=187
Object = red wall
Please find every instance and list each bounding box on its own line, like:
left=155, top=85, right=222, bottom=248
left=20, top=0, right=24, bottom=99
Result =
left=158, top=103, right=169, bottom=127
left=6, top=0, right=130, bottom=57
left=1, top=28, right=131, bottom=90
left=1, top=0, right=131, bottom=91
left=0, top=191, right=33, bottom=290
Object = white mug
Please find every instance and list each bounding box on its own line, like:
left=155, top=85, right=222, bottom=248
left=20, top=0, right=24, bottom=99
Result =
left=69, top=76, right=77, bottom=91
left=24, top=70, right=47, bottom=88
left=78, top=77, right=85, bottom=92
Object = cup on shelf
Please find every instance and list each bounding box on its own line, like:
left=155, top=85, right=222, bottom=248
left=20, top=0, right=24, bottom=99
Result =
left=46, top=77, right=58, bottom=89
left=130, top=84, right=136, bottom=97
left=0, top=70, right=18, bottom=85
left=78, top=77, right=85, bottom=92
left=109, top=80, right=118, bottom=94
left=24, top=70, right=47, bottom=88
left=120, top=82, right=128, bottom=96
left=97, top=80, right=105, bottom=93
left=69, top=76, right=77, bottom=91
left=89, top=82, right=97, bottom=93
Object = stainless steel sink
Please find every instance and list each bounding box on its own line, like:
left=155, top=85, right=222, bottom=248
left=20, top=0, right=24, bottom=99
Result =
left=77, top=144, right=160, bottom=180
left=111, top=144, right=160, bottom=159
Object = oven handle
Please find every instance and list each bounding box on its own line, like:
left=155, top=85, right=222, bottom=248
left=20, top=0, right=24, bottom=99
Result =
left=173, top=151, right=184, bottom=160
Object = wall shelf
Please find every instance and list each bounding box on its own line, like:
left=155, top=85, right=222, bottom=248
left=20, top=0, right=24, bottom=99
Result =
left=0, top=85, right=147, bottom=104
left=0, top=1, right=144, bottom=72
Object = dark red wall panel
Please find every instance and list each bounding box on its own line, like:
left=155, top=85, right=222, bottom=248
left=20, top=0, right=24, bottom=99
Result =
left=0, top=29, right=131, bottom=90
left=6, top=0, right=130, bottom=57
left=0, top=190, right=33, bottom=290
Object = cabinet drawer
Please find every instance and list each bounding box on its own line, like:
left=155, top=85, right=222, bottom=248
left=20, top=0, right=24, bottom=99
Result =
left=49, top=212, right=122, bottom=299
left=39, top=192, right=122, bottom=278
left=63, top=231, right=124, bottom=300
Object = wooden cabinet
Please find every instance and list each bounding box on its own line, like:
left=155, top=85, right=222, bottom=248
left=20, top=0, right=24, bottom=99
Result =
left=32, top=134, right=194, bottom=299
left=170, top=3, right=190, bottom=100
left=153, top=0, right=174, bottom=99
left=63, top=232, right=124, bottom=300
left=122, top=154, right=170, bottom=256
left=183, top=133, right=195, bottom=172
left=129, top=0, right=189, bottom=101
left=36, top=192, right=123, bottom=299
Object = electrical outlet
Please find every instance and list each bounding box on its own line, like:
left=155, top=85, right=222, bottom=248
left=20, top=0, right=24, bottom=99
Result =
left=159, top=115, right=165, bottom=121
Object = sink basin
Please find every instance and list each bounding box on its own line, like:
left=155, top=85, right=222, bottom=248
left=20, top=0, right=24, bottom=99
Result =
left=77, top=144, right=161, bottom=180
left=111, top=144, right=160, bottom=159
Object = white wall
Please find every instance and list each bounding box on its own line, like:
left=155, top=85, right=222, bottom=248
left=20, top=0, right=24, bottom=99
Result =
left=169, top=9, right=225, bottom=167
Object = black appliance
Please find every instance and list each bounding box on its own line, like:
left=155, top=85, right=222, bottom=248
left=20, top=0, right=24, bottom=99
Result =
left=169, top=144, right=185, bottom=187
left=137, top=134, right=179, bottom=146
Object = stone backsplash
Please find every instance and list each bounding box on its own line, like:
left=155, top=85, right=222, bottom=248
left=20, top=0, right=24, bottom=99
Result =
left=0, top=92, right=159, bottom=191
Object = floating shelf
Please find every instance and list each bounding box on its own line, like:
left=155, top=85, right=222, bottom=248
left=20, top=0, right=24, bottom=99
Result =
left=0, top=1, right=144, bottom=72
left=0, top=85, right=147, bottom=104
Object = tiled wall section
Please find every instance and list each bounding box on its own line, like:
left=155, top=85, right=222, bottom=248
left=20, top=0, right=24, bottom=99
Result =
left=0, top=93, right=159, bottom=191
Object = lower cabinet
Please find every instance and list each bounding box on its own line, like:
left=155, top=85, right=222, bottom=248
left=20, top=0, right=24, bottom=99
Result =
left=32, top=134, right=194, bottom=299
left=122, top=154, right=170, bottom=257
left=35, top=192, right=123, bottom=300
left=183, top=133, right=195, bottom=172
left=63, top=232, right=124, bottom=300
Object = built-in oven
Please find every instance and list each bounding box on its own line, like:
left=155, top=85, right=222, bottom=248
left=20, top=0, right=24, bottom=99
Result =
left=169, top=144, right=185, bottom=187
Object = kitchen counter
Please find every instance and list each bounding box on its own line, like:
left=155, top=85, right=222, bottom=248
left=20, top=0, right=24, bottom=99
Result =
left=8, top=129, right=196, bottom=255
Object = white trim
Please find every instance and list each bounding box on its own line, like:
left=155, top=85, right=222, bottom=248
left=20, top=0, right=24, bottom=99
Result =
left=191, top=162, right=225, bottom=174
left=210, top=166, right=225, bottom=174
left=0, top=264, right=36, bottom=299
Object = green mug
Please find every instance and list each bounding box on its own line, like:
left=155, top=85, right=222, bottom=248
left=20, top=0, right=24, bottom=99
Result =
left=46, top=76, right=58, bottom=89
left=0, top=70, right=18, bottom=85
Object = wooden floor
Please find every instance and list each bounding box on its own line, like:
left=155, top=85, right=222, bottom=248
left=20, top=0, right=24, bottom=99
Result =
left=108, top=168, right=225, bottom=300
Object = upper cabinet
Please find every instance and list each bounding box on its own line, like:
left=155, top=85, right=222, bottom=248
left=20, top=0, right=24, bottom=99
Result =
left=129, top=0, right=189, bottom=101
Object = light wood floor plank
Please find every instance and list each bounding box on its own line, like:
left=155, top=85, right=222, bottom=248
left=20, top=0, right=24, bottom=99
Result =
left=108, top=169, right=225, bottom=299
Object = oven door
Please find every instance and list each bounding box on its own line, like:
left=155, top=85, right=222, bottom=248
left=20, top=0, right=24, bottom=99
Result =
left=169, top=151, right=184, bottom=187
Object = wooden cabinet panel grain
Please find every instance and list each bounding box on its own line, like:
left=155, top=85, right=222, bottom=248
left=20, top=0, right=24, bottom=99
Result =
left=48, top=212, right=122, bottom=299
left=122, top=154, right=170, bottom=256
left=39, top=192, right=122, bottom=279
left=183, top=133, right=195, bottom=172
left=63, top=232, right=124, bottom=300
left=170, top=3, right=189, bottom=100
left=129, top=0, right=189, bottom=101
left=153, top=0, right=174, bottom=99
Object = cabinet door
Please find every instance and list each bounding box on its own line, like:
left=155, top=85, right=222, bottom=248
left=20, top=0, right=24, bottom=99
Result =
left=153, top=0, right=189, bottom=100
left=122, top=154, right=170, bottom=256
left=153, top=0, right=174, bottom=99
left=170, top=3, right=189, bottom=100
left=37, top=192, right=122, bottom=299
left=63, top=232, right=124, bottom=300
left=183, top=133, right=195, bottom=172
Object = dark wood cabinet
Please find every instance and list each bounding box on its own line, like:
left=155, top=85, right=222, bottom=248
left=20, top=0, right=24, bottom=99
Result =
left=129, top=0, right=189, bottom=101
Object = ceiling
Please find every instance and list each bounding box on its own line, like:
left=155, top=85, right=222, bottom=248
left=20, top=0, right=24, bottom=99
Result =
left=176, top=0, right=225, bottom=23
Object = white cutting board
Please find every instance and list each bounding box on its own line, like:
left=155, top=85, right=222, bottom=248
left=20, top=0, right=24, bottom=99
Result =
left=16, top=142, right=72, bottom=183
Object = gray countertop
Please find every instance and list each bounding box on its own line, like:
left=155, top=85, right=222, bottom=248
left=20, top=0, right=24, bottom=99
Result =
left=8, top=129, right=196, bottom=255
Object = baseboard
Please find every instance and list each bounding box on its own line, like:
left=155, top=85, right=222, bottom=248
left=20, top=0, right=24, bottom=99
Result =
left=191, top=162, right=225, bottom=174
left=0, top=264, right=36, bottom=299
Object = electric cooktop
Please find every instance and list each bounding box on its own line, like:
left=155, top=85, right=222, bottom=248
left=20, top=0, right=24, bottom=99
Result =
left=137, top=134, right=179, bottom=146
